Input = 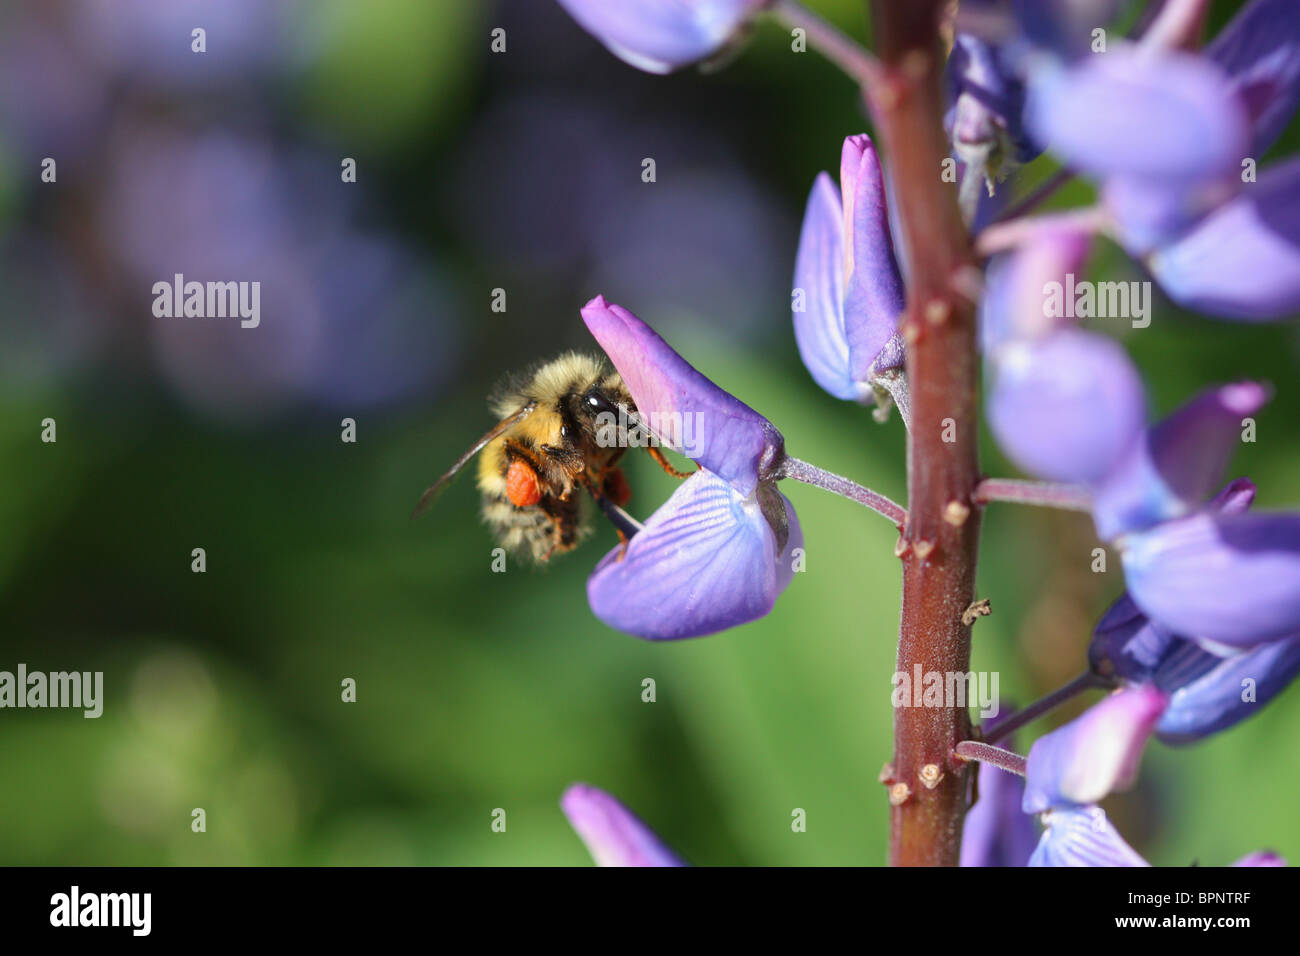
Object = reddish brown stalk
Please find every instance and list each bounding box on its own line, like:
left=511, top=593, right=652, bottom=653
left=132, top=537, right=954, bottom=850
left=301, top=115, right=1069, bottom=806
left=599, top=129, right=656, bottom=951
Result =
left=868, top=0, right=982, bottom=866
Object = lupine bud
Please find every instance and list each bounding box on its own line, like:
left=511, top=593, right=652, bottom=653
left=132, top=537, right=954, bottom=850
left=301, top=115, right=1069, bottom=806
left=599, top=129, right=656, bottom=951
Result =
left=792, top=135, right=904, bottom=402
left=561, top=784, right=686, bottom=866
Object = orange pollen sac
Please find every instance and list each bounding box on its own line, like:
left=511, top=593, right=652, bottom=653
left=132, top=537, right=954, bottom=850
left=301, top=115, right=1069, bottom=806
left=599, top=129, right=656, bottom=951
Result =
left=506, top=459, right=542, bottom=507
left=603, top=468, right=631, bottom=506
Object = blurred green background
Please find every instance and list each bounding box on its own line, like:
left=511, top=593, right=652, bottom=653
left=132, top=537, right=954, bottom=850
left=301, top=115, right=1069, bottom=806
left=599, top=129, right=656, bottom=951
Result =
left=0, top=0, right=1297, bottom=866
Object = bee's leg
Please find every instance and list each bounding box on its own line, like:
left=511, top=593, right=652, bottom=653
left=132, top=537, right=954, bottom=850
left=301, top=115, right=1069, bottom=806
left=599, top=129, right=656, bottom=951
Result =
left=646, top=445, right=694, bottom=479
left=578, top=473, right=643, bottom=543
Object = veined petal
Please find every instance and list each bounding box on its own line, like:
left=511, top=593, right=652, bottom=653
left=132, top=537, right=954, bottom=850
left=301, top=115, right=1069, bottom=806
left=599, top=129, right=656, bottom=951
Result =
left=554, top=0, right=764, bottom=74
left=586, top=469, right=801, bottom=640
left=840, top=134, right=906, bottom=380
left=1206, top=0, right=1300, bottom=155
left=1233, top=851, right=1287, bottom=866
left=560, top=784, right=686, bottom=866
left=960, top=757, right=1040, bottom=867
left=1148, top=155, right=1300, bottom=321
left=1121, top=511, right=1300, bottom=646
left=582, top=296, right=782, bottom=495
left=1023, top=685, right=1167, bottom=813
left=1026, top=46, right=1248, bottom=183
left=1091, top=382, right=1272, bottom=541
left=1029, top=806, right=1150, bottom=867
left=988, top=329, right=1146, bottom=484
left=1156, top=633, right=1300, bottom=744
left=792, top=173, right=861, bottom=401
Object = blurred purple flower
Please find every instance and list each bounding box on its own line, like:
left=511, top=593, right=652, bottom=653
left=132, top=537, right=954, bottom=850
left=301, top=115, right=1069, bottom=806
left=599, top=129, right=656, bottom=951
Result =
left=561, top=784, right=686, bottom=866
left=582, top=297, right=800, bottom=640
left=1234, top=851, right=1288, bottom=866
left=1146, top=155, right=1300, bottom=321
left=792, top=134, right=905, bottom=403
left=1023, top=685, right=1167, bottom=813
left=1205, top=0, right=1300, bottom=157
left=987, top=328, right=1145, bottom=484
left=554, top=0, right=765, bottom=74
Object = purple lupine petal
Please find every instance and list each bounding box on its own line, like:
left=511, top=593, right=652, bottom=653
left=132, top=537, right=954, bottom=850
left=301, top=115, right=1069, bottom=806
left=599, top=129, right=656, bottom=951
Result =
left=792, top=172, right=862, bottom=401
left=1206, top=0, right=1300, bottom=155
left=840, top=134, right=906, bottom=380
left=1147, top=155, right=1300, bottom=321
left=582, top=296, right=782, bottom=496
left=560, top=784, right=686, bottom=866
left=586, top=468, right=801, bottom=640
left=1156, top=633, right=1300, bottom=744
left=1233, top=850, right=1288, bottom=866
left=1088, top=592, right=1180, bottom=683
left=1026, top=47, right=1248, bottom=183
left=960, top=759, right=1040, bottom=867
left=1103, top=174, right=1237, bottom=255
left=987, top=329, right=1146, bottom=484
left=554, top=0, right=764, bottom=74
left=1121, top=510, right=1300, bottom=646
left=1091, top=382, right=1272, bottom=541
left=1029, top=806, right=1150, bottom=867
left=980, top=227, right=1092, bottom=353
left=1023, top=685, right=1167, bottom=813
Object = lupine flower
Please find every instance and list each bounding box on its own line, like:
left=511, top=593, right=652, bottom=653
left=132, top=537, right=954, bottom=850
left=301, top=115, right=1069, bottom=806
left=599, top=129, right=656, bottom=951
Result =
left=1023, top=685, right=1167, bottom=813
left=1203, top=0, right=1300, bottom=158
left=1089, top=527, right=1300, bottom=744
left=1146, top=155, right=1300, bottom=320
left=1234, top=851, right=1288, bottom=866
left=982, top=230, right=1146, bottom=484
left=582, top=296, right=802, bottom=640
left=1023, top=686, right=1165, bottom=867
left=554, top=0, right=766, bottom=74
left=792, top=135, right=905, bottom=403
left=561, top=784, right=686, bottom=866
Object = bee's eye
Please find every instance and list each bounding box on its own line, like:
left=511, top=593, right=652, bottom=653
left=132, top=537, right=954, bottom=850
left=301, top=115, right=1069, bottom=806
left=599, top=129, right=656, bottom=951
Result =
left=585, top=389, right=615, bottom=415
left=560, top=425, right=569, bottom=439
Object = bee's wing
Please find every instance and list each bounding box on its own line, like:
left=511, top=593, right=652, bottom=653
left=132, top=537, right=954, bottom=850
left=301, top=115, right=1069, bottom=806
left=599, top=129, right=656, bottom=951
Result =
left=411, top=402, right=537, bottom=519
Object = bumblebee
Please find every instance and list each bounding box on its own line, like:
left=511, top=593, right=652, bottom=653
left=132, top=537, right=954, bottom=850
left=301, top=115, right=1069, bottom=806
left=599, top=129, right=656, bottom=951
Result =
left=413, top=352, right=689, bottom=563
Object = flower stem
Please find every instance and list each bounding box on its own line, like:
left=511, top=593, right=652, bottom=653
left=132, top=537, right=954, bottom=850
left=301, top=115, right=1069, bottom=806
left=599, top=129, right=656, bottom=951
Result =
left=771, top=0, right=883, bottom=90
left=870, top=0, right=982, bottom=867
left=974, top=206, right=1109, bottom=258
left=953, top=740, right=1027, bottom=776
left=982, top=672, right=1109, bottom=745
left=975, top=478, right=1092, bottom=512
left=779, top=456, right=906, bottom=526
left=994, top=167, right=1076, bottom=224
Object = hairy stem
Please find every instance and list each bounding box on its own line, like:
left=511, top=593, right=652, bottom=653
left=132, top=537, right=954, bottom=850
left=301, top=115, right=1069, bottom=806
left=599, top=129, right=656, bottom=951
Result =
left=975, top=478, right=1092, bottom=512
left=771, top=0, right=883, bottom=89
left=870, top=0, right=981, bottom=867
left=953, top=740, right=1027, bottom=776
left=982, top=672, right=1109, bottom=745
left=779, top=456, right=906, bottom=526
